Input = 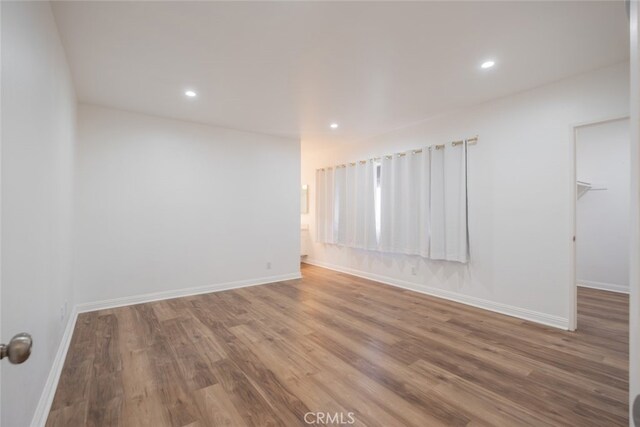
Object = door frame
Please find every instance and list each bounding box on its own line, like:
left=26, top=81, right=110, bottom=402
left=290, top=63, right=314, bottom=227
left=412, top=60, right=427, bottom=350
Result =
left=569, top=115, right=630, bottom=331
left=0, top=0, right=4, bottom=419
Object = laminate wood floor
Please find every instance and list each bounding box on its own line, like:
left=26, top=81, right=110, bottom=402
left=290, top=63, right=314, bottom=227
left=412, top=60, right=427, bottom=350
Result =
left=47, top=264, right=628, bottom=426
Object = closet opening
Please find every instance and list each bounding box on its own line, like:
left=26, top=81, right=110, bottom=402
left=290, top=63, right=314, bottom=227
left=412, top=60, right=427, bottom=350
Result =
left=571, top=116, right=630, bottom=331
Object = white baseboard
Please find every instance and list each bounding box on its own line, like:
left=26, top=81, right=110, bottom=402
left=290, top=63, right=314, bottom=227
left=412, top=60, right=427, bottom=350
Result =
left=30, top=307, right=79, bottom=427
left=75, top=272, right=301, bottom=313
left=303, top=259, right=568, bottom=330
left=578, top=280, right=629, bottom=294
left=30, top=271, right=301, bottom=427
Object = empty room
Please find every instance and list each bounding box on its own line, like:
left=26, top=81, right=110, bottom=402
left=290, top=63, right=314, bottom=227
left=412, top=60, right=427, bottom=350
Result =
left=2, top=1, right=640, bottom=426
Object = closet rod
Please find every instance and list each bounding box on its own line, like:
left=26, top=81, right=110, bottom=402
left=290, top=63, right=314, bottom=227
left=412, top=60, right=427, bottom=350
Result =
left=316, top=136, right=478, bottom=171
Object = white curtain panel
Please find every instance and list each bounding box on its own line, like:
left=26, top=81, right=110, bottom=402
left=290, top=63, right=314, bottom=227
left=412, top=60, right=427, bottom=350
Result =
left=317, top=162, right=376, bottom=249
left=444, top=142, right=468, bottom=262
left=315, top=167, right=336, bottom=244
left=380, top=150, right=431, bottom=256
left=317, top=142, right=467, bottom=262
left=430, top=143, right=468, bottom=262
left=324, top=167, right=335, bottom=244
left=379, top=155, right=394, bottom=252
left=345, top=164, right=357, bottom=247
left=417, top=149, right=431, bottom=257
left=355, top=161, right=378, bottom=250
left=333, top=166, right=347, bottom=245
left=315, top=168, right=326, bottom=243
left=430, top=147, right=446, bottom=259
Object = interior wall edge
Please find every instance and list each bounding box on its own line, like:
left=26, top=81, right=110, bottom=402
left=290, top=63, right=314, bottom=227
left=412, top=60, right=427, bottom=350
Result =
left=302, top=259, right=569, bottom=330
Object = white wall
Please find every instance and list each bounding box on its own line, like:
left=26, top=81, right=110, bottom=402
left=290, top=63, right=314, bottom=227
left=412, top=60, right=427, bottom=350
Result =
left=302, top=62, right=629, bottom=329
left=74, top=105, right=300, bottom=305
left=1, top=2, right=76, bottom=426
left=576, top=119, right=630, bottom=293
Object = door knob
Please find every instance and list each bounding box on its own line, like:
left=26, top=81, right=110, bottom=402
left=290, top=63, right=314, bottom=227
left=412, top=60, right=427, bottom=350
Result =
left=0, top=333, right=32, bottom=364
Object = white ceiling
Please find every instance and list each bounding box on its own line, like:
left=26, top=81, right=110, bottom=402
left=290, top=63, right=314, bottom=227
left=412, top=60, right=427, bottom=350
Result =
left=52, top=1, right=629, bottom=144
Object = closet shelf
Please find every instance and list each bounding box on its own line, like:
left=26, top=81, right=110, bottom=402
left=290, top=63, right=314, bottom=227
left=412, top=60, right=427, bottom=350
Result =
left=577, top=180, right=607, bottom=198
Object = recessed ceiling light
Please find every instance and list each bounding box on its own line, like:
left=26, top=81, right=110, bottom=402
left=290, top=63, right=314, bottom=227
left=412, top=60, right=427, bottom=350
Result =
left=480, top=60, right=495, bottom=69
left=185, top=90, right=197, bottom=97
left=330, top=123, right=339, bottom=129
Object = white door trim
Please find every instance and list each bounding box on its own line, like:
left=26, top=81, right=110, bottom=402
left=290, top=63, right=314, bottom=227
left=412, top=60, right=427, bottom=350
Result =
left=569, top=115, right=629, bottom=332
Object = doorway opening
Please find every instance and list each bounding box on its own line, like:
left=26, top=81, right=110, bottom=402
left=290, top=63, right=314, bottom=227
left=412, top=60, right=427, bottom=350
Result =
left=571, top=117, right=630, bottom=330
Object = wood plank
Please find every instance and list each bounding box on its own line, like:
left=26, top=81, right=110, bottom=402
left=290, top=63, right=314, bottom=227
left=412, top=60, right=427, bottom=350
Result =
left=46, top=264, right=629, bottom=426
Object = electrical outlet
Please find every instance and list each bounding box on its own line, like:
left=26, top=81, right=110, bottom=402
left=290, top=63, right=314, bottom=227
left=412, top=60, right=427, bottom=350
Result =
left=266, top=262, right=272, bottom=270
left=411, top=267, right=417, bottom=275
